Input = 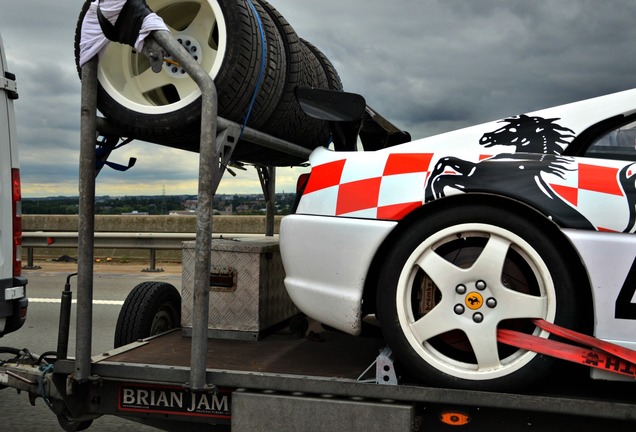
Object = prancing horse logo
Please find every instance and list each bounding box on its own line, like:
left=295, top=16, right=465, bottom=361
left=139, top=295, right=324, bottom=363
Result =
left=466, top=292, right=483, bottom=310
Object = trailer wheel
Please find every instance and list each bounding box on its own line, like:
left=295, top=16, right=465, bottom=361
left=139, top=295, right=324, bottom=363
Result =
left=376, top=204, right=578, bottom=391
left=114, top=281, right=181, bottom=348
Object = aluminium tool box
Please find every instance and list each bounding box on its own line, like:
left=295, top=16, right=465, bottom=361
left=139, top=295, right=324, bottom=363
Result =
left=181, top=237, right=299, bottom=340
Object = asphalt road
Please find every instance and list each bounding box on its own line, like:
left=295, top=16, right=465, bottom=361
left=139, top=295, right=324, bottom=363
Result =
left=0, top=261, right=183, bottom=432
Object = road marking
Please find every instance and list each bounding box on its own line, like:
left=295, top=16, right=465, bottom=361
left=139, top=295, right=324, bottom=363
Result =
left=29, top=298, right=124, bottom=305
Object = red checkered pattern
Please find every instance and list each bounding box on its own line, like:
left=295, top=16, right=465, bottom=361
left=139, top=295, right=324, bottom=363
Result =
left=301, top=151, right=635, bottom=231
left=548, top=162, right=629, bottom=232
left=302, top=153, right=435, bottom=220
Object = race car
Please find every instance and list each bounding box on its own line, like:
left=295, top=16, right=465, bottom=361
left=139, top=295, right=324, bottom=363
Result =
left=279, top=87, right=636, bottom=392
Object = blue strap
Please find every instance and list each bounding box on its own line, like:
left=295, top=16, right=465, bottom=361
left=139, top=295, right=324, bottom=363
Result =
left=241, top=0, right=267, bottom=137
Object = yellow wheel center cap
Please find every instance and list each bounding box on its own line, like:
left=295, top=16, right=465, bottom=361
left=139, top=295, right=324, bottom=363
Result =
left=465, top=292, right=483, bottom=310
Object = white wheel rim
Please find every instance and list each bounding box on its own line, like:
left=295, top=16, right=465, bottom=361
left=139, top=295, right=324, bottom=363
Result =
left=396, top=223, right=557, bottom=381
left=98, top=0, right=227, bottom=114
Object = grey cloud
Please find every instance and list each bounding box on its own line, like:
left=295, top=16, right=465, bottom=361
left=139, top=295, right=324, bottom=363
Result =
left=3, top=0, right=636, bottom=196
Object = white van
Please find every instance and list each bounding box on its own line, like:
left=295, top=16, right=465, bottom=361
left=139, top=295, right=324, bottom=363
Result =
left=0, top=31, right=27, bottom=337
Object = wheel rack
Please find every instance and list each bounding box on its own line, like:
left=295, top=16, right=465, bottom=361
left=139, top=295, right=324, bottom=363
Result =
left=73, top=29, right=310, bottom=391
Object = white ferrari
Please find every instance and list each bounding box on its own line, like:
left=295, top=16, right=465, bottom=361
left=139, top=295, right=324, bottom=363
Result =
left=281, top=87, right=636, bottom=391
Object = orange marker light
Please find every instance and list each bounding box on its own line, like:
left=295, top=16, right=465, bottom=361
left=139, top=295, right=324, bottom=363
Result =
left=439, top=411, right=471, bottom=426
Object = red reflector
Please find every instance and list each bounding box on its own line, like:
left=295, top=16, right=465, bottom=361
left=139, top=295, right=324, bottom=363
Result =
left=14, top=252, right=22, bottom=277
left=12, top=168, right=22, bottom=277
left=12, top=168, right=21, bottom=201
left=47, top=237, right=54, bottom=245
left=19, top=306, right=27, bottom=319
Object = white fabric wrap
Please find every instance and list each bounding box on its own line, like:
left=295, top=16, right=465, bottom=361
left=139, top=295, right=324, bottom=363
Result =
left=78, top=0, right=169, bottom=67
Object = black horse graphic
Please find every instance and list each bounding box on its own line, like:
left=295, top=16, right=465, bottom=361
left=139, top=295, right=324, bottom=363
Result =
left=425, top=115, right=595, bottom=229
left=619, top=163, right=636, bottom=233
left=479, top=114, right=575, bottom=155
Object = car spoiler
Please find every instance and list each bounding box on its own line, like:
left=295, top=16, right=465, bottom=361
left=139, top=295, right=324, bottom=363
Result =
left=295, top=87, right=411, bottom=152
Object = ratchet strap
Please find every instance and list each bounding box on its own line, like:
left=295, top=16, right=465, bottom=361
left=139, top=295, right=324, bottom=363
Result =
left=497, top=319, right=636, bottom=379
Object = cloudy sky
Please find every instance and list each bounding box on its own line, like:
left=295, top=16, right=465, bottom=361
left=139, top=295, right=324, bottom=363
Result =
left=2, top=0, right=636, bottom=197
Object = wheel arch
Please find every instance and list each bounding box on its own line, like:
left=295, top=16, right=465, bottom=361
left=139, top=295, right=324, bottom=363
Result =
left=362, top=193, right=594, bottom=333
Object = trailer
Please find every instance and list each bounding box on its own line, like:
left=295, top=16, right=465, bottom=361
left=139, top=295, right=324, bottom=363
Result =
left=1, top=25, right=636, bottom=432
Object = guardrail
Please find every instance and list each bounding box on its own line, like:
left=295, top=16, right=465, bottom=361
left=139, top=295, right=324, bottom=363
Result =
left=22, top=231, right=197, bottom=272
left=23, top=231, right=279, bottom=271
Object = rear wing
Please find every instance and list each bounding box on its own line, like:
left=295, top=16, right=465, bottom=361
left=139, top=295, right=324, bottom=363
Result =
left=295, top=87, right=411, bottom=152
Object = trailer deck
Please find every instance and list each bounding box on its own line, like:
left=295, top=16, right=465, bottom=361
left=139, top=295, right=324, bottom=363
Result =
left=43, top=321, right=636, bottom=432
left=99, top=324, right=383, bottom=378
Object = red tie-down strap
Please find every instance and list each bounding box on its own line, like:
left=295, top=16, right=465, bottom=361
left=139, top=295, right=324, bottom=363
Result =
left=497, top=319, right=636, bottom=379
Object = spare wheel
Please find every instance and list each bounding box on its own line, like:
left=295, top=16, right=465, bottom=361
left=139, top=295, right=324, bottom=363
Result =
left=74, top=0, right=279, bottom=150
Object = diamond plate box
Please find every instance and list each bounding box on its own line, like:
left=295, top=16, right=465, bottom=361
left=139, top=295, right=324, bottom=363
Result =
left=181, top=237, right=299, bottom=340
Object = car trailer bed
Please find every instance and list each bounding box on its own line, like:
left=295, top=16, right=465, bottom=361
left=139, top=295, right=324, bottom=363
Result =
left=46, top=321, right=636, bottom=432
left=98, top=324, right=384, bottom=378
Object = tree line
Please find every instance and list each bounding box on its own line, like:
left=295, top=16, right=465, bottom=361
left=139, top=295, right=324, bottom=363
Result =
left=22, top=193, right=297, bottom=215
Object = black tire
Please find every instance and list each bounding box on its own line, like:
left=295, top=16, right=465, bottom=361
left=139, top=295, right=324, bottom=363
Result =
left=114, top=281, right=181, bottom=348
left=74, top=0, right=277, bottom=149
left=301, top=38, right=343, bottom=91
left=233, top=0, right=307, bottom=166
left=377, top=204, right=578, bottom=391
left=234, top=1, right=333, bottom=166
left=237, top=35, right=341, bottom=166
left=253, top=0, right=304, bottom=139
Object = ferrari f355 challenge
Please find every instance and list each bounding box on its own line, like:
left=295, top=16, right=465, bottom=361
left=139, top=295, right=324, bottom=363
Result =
left=280, top=87, right=636, bottom=392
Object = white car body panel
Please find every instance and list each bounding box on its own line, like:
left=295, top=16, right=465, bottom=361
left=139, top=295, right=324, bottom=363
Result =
left=563, top=229, right=636, bottom=350
left=280, top=215, right=396, bottom=335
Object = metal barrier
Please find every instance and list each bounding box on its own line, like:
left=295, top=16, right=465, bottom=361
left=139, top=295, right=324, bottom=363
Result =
left=22, top=231, right=280, bottom=272
left=22, top=231, right=196, bottom=272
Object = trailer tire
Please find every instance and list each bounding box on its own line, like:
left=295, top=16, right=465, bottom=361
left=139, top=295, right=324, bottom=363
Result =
left=114, top=281, right=181, bottom=348
left=376, top=204, right=578, bottom=392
